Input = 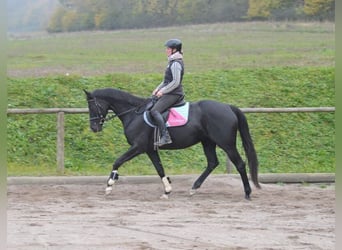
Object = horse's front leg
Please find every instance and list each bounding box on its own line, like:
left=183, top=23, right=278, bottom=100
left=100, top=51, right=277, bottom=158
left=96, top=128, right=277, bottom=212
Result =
left=106, top=145, right=141, bottom=195
left=147, top=151, right=172, bottom=199
left=106, top=170, right=119, bottom=195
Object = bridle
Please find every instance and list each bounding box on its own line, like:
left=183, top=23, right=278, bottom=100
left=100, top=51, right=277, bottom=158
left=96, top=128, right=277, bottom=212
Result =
left=87, top=97, right=149, bottom=125
left=87, top=98, right=109, bottom=126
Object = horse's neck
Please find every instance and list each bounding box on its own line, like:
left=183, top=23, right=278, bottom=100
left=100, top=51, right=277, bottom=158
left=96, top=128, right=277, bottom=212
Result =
left=103, top=89, right=146, bottom=115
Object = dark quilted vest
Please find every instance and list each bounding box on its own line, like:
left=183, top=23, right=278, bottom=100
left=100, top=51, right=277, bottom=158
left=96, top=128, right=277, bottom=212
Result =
left=163, top=59, right=184, bottom=96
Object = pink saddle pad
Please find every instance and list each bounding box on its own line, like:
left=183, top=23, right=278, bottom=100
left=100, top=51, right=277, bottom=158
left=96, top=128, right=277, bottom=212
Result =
left=166, top=102, right=189, bottom=127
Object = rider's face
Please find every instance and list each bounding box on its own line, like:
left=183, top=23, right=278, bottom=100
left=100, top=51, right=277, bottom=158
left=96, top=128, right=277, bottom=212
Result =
left=166, top=47, right=174, bottom=56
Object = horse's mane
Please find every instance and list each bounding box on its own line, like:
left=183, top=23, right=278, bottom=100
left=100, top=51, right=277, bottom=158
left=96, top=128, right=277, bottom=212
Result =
left=93, top=88, right=148, bottom=106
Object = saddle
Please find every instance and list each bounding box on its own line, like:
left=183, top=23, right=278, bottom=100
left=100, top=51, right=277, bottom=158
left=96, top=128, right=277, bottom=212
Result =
left=143, top=96, right=189, bottom=128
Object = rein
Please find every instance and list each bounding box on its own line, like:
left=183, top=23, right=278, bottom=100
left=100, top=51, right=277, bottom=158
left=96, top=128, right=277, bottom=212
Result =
left=88, top=97, right=153, bottom=124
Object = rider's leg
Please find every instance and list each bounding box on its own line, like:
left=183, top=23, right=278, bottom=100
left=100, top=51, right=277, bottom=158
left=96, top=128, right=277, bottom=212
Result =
left=150, top=110, right=172, bottom=146
left=150, top=95, right=179, bottom=146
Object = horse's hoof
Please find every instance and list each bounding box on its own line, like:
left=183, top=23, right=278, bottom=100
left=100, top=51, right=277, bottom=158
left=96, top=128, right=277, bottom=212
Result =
left=245, top=194, right=251, bottom=200
left=189, top=189, right=197, bottom=196
left=160, top=193, right=169, bottom=199
left=105, top=186, right=113, bottom=195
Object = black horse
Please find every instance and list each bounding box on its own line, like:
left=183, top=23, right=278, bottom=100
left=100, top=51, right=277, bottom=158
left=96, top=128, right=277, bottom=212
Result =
left=84, top=88, right=260, bottom=199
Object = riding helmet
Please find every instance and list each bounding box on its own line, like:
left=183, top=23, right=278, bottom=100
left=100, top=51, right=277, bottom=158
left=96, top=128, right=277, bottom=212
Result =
left=165, top=39, right=182, bottom=52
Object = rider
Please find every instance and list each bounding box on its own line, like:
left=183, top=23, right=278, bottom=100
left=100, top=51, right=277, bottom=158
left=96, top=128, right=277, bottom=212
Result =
left=151, top=38, right=185, bottom=146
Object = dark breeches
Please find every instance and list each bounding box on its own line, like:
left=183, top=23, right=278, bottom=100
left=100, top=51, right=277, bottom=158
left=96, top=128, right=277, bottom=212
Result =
left=150, top=94, right=180, bottom=113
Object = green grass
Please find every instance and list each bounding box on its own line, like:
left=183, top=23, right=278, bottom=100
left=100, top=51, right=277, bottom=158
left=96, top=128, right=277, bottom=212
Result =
left=8, top=22, right=334, bottom=77
left=7, top=68, right=334, bottom=176
left=7, top=22, right=335, bottom=176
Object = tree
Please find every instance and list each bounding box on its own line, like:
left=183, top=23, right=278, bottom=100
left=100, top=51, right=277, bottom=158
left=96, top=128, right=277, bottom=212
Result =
left=303, top=0, right=334, bottom=21
left=248, top=0, right=334, bottom=21
left=247, top=0, right=281, bottom=20
left=47, top=6, right=67, bottom=32
left=269, top=0, right=305, bottom=20
left=46, top=0, right=334, bottom=33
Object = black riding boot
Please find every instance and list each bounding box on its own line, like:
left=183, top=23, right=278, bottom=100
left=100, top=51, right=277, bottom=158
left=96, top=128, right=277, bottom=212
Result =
left=150, top=110, right=172, bottom=146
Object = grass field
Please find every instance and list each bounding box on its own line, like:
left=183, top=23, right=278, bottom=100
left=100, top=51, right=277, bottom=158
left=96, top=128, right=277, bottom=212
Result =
left=7, top=22, right=335, bottom=176
left=8, top=22, right=334, bottom=77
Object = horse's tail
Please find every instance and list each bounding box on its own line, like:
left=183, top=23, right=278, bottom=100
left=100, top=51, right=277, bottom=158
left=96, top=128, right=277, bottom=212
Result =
left=230, top=105, right=261, bottom=189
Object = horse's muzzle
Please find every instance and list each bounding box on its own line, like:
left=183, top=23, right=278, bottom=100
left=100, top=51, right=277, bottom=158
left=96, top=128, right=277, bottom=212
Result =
left=91, top=123, right=103, bottom=132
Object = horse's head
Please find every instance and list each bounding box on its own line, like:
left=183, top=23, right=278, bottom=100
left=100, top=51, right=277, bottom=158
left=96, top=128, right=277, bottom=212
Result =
left=84, top=89, right=109, bottom=132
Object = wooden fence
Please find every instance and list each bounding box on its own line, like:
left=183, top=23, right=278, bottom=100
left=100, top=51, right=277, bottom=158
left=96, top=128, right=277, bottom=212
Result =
left=7, top=107, right=335, bottom=173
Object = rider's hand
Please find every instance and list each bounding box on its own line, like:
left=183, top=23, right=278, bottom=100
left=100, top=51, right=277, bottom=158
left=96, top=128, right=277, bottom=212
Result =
left=151, top=95, right=158, bottom=102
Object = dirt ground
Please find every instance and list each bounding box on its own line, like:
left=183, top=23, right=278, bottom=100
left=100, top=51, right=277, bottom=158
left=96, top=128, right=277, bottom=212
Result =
left=7, top=175, right=335, bottom=250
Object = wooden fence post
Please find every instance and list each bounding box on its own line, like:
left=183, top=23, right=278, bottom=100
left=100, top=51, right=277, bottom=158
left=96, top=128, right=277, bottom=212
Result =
left=56, top=112, right=65, bottom=173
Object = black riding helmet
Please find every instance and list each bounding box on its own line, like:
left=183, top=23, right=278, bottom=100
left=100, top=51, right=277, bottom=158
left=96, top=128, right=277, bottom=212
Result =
left=165, top=39, right=182, bottom=52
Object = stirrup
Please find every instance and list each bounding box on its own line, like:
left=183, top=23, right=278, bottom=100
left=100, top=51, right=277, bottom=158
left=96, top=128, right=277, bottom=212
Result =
left=155, top=136, right=172, bottom=146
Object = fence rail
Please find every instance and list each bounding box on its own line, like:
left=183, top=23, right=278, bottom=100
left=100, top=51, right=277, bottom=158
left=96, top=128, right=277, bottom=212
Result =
left=7, top=107, right=335, bottom=114
left=7, top=107, right=335, bottom=173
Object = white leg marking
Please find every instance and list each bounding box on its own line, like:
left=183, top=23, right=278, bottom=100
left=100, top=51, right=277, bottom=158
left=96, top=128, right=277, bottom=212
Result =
left=106, top=175, right=116, bottom=195
left=105, top=186, right=113, bottom=195
left=108, top=178, right=115, bottom=186
left=162, top=177, right=172, bottom=193
left=189, top=189, right=197, bottom=196
left=160, top=193, right=169, bottom=199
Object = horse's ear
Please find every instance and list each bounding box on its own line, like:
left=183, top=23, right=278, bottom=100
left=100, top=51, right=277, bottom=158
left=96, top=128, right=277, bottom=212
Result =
left=83, top=89, right=92, bottom=99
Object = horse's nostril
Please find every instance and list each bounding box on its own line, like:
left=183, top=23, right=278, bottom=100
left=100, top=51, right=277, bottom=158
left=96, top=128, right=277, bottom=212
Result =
left=91, top=124, right=102, bottom=133
left=91, top=125, right=97, bottom=132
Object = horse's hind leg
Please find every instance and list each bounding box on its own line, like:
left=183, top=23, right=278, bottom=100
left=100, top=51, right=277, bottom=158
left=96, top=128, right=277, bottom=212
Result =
left=224, top=145, right=252, bottom=200
left=191, top=140, right=219, bottom=195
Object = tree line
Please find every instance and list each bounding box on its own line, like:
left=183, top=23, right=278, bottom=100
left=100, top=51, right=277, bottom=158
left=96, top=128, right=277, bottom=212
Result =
left=47, top=0, right=335, bottom=32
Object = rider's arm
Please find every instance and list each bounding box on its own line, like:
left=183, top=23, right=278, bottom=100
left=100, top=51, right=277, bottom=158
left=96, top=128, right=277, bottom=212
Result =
left=159, top=61, right=182, bottom=94
left=152, top=81, right=164, bottom=95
